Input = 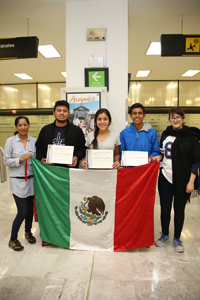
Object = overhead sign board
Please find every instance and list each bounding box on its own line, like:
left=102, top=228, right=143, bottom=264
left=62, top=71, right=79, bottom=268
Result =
left=0, top=36, right=39, bottom=59
left=161, top=34, right=200, bottom=56
left=85, top=67, right=109, bottom=91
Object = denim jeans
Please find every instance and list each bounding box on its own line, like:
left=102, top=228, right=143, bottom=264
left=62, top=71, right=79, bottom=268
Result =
left=10, top=194, right=34, bottom=241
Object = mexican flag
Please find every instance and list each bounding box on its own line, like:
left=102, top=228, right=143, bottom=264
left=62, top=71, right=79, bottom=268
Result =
left=32, top=158, right=159, bottom=252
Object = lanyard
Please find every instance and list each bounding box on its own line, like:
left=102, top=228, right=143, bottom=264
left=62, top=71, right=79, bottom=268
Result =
left=25, top=160, right=27, bottom=182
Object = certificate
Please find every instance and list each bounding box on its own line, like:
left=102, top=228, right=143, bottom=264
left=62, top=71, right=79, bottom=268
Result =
left=121, top=151, right=148, bottom=167
left=86, top=149, right=114, bottom=169
left=46, top=144, right=74, bottom=164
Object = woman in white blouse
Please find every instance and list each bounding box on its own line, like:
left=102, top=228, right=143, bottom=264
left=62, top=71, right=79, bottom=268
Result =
left=3, top=116, right=37, bottom=251
left=81, top=108, right=121, bottom=169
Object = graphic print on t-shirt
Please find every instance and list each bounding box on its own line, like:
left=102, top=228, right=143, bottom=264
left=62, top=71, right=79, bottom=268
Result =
left=53, top=125, right=67, bottom=145
left=161, top=135, right=176, bottom=183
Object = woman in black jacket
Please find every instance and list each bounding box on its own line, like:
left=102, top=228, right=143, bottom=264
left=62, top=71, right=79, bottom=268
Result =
left=156, top=107, right=200, bottom=253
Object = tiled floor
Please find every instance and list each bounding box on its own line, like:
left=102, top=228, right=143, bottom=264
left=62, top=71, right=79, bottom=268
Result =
left=0, top=179, right=200, bottom=300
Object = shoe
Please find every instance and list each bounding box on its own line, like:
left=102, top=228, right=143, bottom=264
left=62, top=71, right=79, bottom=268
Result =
left=173, top=238, right=184, bottom=253
left=155, top=233, right=170, bottom=247
left=9, top=239, right=24, bottom=251
left=25, top=232, right=36, bottom=244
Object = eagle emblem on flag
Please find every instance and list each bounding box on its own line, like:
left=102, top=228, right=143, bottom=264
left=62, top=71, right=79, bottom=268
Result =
left=75, top=196, right=108, bottom=226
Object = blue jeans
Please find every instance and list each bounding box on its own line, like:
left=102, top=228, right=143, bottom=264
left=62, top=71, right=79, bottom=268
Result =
left=10, top=194, right=34, bottom=241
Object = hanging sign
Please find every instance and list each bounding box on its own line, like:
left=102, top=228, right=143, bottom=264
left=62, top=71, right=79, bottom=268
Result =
left=161, top=34, right=200, bottom=56
left=0, top=36, right=39, bottom=59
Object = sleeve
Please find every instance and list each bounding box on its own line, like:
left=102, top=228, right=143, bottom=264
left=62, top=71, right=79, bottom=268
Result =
left=191, top=136, right=200, bottom=168
left=159, top=133, right=165, bottom=159
left=149, top=130, right=160, bottom=157
left=191, top=162, right=200, bottom=175
left=35, top=128, right=46, bottom=161
left=115, top=133, right=121, bottom=146
left=3, top=138, right=20, bottom=167
left=74, top=129, right=86, bottom=161
left=119, top=130, right=126, bottom=157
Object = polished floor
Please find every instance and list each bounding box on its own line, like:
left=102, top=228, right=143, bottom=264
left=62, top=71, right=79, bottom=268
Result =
left=0, top=179, right=200, bottom=300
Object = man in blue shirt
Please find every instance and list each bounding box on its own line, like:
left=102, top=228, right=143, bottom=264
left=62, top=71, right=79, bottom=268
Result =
left=120, top=103, right=160, bottom=161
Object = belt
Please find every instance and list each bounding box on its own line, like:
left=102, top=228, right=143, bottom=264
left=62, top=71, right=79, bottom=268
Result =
left=11, top=175, right=34, bottom=179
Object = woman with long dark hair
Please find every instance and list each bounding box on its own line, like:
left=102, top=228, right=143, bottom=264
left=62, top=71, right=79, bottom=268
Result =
left=156, top=107, right=200, bottom=252
left=81, top=108, right=120, bottom=169
left=3, top=116, right=37, bottom=251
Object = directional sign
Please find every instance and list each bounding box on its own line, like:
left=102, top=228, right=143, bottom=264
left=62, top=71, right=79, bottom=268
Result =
left=161, top=34, right=200, bottom=56
left=0, top=36, right=39, bottom=59
left=85, top=67, right=109, bottom=91
left=89, top=71, right=104, bottom=87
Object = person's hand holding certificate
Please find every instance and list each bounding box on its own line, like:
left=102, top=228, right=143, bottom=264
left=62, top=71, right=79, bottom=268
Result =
left=46, top=144, right=74, bottom=164
left=121, top=151, right=148, bottom=167
left=86, top=149, right=114, bottom=169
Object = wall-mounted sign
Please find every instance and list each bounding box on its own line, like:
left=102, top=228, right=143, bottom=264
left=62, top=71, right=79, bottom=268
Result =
left=161, top=34, right=200, bottom=56
left=85, top=67, right=109, bottom=91
left=87, top=28, right=106, bottom=41
left=0, top=36, right=39, bottom=59
left=66, top=91, right=101, bottom=137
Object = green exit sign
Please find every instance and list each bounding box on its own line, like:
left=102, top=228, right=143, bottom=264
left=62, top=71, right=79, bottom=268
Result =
left=85, top=67, right=109, bottom=91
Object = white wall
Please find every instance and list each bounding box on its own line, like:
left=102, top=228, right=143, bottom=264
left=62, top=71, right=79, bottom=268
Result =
left=66, top=0, right=128, bottom=133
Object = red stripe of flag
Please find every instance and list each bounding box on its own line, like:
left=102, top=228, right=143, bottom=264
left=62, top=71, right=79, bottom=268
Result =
left=114, top=162, right=160, bottom=251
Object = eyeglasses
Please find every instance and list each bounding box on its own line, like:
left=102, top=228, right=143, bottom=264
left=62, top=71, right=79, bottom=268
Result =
left=169, top=116, right=183, bottom=122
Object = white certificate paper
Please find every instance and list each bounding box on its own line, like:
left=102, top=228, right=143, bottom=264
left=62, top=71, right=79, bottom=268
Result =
left=46, top=144, right=74, bottom=164
left=121, top=151, right=148, bottom=167
left=86, top=149, right=114, bottom=169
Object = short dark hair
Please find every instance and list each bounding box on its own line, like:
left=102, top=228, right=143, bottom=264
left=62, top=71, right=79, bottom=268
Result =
left=129, top=103, right=146, bottom=114
left=53, top=100, right=69, bottom=111
left=15, top=116, right=30, bottom=126
left=168, top=107, right=185, bottom=119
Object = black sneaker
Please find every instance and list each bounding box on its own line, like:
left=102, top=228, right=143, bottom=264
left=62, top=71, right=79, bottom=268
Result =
left=25, top=232, right=36, bottom=244
left=9, top=239, right=24, bottom=251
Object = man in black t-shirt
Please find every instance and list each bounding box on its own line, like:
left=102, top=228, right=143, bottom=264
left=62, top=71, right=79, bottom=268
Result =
left=36, top=100, right=86, bottom=168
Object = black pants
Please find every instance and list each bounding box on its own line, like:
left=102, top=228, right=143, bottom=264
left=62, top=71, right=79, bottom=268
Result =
left=10, top=194, right=34, bottom=241
left=158, top=171, right=187, bottom=239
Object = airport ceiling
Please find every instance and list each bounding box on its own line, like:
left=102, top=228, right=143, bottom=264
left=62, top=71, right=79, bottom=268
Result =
left=0, top=0, right=200, bottom=85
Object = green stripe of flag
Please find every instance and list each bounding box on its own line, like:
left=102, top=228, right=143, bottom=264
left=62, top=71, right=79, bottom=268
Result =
left=32, top=158, right=71, bottom=248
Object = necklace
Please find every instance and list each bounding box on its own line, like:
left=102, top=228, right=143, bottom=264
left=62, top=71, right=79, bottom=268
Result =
left=98, top=130, right=110, bottom=142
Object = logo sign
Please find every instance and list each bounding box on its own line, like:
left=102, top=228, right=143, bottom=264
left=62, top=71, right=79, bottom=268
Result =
left=0, top=36, right=39, bottom=59
left=161, top=34, right=200, bottom=56
left=185, top=38, right=200, bottom=53
left=85, top=67, right=109, bottom=91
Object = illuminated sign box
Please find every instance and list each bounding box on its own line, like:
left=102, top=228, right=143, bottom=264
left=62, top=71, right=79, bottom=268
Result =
left=0, top=36, right=39, bottom=59
left=85, top=67, right=109, bottom=91
left=161, top=34, right=200, bottom=56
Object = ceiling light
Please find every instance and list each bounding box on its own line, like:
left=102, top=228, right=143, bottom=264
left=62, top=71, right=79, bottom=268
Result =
left=4, top=87, right=18, bottom=92
left=38, top=45, right=61, bottom=58
left=61, top=72, right=66, bottom=78
left=136, top=70, right=151, bottom=77
left=40, top=85, right=50, bottom=90
left=182, top=70, right=200, bottom=77
left=146, top=42, right=161, bottom=55
left=14, top=73, right=33, bottom=80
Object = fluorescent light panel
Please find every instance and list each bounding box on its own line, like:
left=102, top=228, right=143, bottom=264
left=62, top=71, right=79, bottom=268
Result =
left=182, top=70, right=200, bottom=77
left=136, top=70, right=151, bottom=77
left=38, top=45, right=61, bottom=58
left=14, top=73, right=33, bottom=80
left=146, top=42, right=161, bottom=55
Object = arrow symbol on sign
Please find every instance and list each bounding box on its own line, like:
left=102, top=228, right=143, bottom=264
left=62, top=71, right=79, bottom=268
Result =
left=92, top=72, right=101, bottom=81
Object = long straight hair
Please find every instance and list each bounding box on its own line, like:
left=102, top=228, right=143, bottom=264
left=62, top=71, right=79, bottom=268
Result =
left=91, top=108, right=111, bottom=149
